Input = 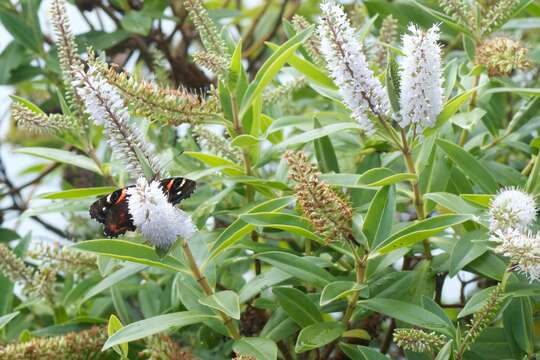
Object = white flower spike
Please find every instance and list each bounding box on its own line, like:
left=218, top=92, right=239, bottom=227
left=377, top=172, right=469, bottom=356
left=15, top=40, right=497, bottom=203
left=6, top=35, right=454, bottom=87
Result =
left=491, top=228, right=540, bottom=282
left=488, top=187, right=537, bottom=232
left=318, top=0, right=389, bottom=134
left=72, top=65, right=162, bottom=179
left=127, top=177, right=197, bottom=252
left=399, top=24, right=443, bottom=131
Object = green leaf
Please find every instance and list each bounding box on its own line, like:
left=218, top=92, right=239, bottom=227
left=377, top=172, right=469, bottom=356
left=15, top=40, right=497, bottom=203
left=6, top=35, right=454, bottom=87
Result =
left=463, top=35, right=476, bottom=61
left=503, top=297, right=534, bottom=354
left=103, top=311, right=217, bottom=350
left=321, top=168, right=415, bottom=190
left=313, top=118, right=340, bottom=173
left=40, top=187, right=117, bottom=200
left=424, top=192, right=481, bottom=215
left=273, top=287, right=323, bottom=327
left=10, top=95, right=45, bottom=114
left=83, top=263, right=146, bottom=303
left=227, top=39, right=243, bottom=90
left=15, top=147, right=101, bottom=174
left=208, top=197, right=294, bottom=262
left=386, top=55, right=401, bottom=113
left=239, top=212, right=323, bottom=243
left=183, top=151, right=244, bottom=176
left=108, top=314, right=128, bottom=358
left=435, top=341, right=453, bottom=360
left=266, top=42, right=336, bottom=89
left=260, top=309, right=299, bottom=342
left=0, top=7, right=41, bottom=52
left=449, top=231, right=488, bottom=277
left=461, top=194, right=493, bottom=208
left=340, top=343, right=389, bottom=360
left=295, top=322, right=345, bottom=353
left=507, top=96, right=540, bottom=133
left=363, top=186, right=396, bottom=249
left=239, top=268, right=291, bottom=303
left=358, top=168, right=416, bottom=187
left=374, top=214, right=473, bottom=255
left=320, top=281, right=363, bottom=307
left=276, top=122, right=360, bottom=150
left=0, top=228, right=19, bottom=242
left=0, top=311, right=19, bottom=330
left=72, top=240, right=188, bottom=273
left=240, top=26, right=314, bottom=118
left=424, top=89, right=477, bottom=137
left=436, top=139, right=498, bottom=193
left=359, top=298, right=452, bottom=335
left=199, top=290, right=240, bottom=320
left=120, top=11, right=152, bottom=35
left=255, top=252, right=335, bottom=288
left=482, top=87, right=540, bottom=96
left=77, top=30, right=130, bottom=50
left=233, top=337, right=278, bottom=360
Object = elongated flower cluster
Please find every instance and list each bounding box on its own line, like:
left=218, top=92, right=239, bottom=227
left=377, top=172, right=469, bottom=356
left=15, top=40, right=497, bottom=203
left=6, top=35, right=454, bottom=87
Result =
left=488, top=187, right=537, bottom=233
left=476, top=37, right=530, bottom=77
left=192, top=125, right=242, bottom=163
left=318, top=1, right=388, bottom=134
left=184, top=0, right=229, bottom=76
left=93, top=58, right=218, bottom=125
left=139, top=335, right=197, bottom=360
left=439, top=0, right=475, bottom=29
left=393, top=328, right=446, bottom=353
left=285, top=151, right=352, bottom=242
left=193, top=52, right=229, bottom=77
left=28, top=243, right=97, bottom=275
left=127, top=177, right=197, bottom=252
left=292, top=15, right=325, bottom=67
left=50, top=0, right=86, bottom=124
left=376, top=15, right=399, bottom=65
left=264, top=78, right=306, bottom=105
left=479, top=0, right=519, bottom=34
left=12, top=103, right=73, bottom=134
left=0, top=326, right=107, bottom=360
left=439, top=0, right=518, bottom=35
left=73, top=65, right=162, bottom=179
left=399, top=24, right=443, bottom=131
left=459, top=284, right=504, bottom=353
left=0, top=244, right=56, bottom=303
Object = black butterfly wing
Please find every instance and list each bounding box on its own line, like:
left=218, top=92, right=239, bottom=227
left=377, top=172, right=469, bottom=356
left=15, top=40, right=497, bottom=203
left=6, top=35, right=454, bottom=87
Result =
left=89, top=188, right=136, bottom=238
left=160, top=177, right=196, bottom=205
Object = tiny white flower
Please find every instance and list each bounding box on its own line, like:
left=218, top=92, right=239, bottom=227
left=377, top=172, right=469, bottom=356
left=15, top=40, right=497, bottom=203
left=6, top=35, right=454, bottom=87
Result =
left=491, top=228, right=540, bottom=282
left=488, top=187, right=537, bottom=232
left=127, top=177, right=197, bottom=251
left=399, top=24, right=443, bottom=131
left=318, top=0, right=389, bottom=134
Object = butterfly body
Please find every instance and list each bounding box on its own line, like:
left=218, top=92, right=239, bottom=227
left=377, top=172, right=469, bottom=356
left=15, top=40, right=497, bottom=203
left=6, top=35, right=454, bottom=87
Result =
left=90, top=177, right=196, bottom=237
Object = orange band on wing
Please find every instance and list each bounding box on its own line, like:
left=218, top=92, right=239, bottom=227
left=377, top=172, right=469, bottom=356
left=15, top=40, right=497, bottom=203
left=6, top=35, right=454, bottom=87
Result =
left=113, top=188, right=127, bottom=205
left=166, top=179, right=174, bottom=191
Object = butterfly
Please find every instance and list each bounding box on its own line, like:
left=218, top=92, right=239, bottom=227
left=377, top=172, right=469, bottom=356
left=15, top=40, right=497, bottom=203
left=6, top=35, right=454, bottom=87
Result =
left=89, top=177, right=196, bottom=237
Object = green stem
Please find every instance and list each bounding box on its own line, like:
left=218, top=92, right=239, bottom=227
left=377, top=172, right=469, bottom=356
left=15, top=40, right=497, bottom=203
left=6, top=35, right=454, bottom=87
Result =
left=400, top=129, right=431, bottom=260
left=182, top=239, right=240, bottom=340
